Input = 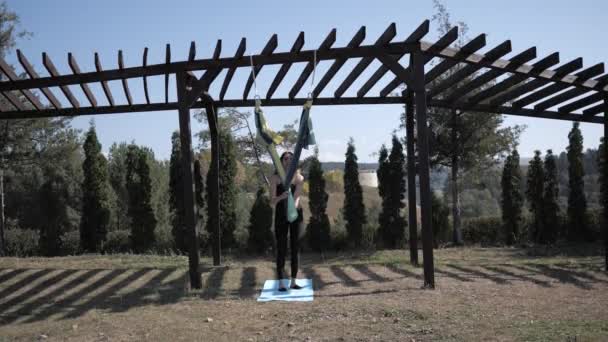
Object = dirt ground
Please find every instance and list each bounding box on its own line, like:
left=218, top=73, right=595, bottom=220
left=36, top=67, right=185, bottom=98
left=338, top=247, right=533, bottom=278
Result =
left=0, top=247, right=607, bottom=341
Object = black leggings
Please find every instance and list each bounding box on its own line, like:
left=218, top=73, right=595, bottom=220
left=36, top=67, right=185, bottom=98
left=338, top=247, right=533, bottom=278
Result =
left=275, top=208, right=303, bottom=279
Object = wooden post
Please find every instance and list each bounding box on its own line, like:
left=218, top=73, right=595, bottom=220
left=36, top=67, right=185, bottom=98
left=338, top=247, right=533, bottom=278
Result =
left=204, top=102, right=221, bottom=266
left=604, top=96, right=607, bottom=271
left=405, top=88, right=418, bottom=266
left=175, top=71, right=202, bottom=289
left=411, top=50, right=435, bottom=288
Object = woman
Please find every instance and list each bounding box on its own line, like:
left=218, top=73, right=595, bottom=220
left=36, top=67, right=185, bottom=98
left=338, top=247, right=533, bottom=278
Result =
left=270, top=151, right=305, bottom=291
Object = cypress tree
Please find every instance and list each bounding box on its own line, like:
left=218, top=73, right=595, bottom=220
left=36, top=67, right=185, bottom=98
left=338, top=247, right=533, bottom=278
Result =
left=307, top=150, right=331, bottom=252
left=80, top=125, right=111, bottom=253
left=39, top=174, right=69, bottom=256
left=169, top=131, right=187, bottom=253
left=377, top=144, right=390, bottom=247
left=526, top=150, right=545, bottom=243
left=542, top=150, right=560, bottom=244
left=343, top=137, right=366, bottom=248
left=194, top=158, right=205, bottom=234
left=431, top=192, right=450, bottom=247
left=386, top=135, right=407, bottom=248
left=567, top=122, right=589, bottom=241
left=126, top=145, right=157, bottom=253
left=206, top=130, right=238, bottom=250
left=501, top=149, right=523, bottom=245
left=247, top=187, right=273, bottom=254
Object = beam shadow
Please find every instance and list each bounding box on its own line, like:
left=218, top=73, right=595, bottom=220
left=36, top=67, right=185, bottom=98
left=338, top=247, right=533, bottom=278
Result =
left=0, top=269, right=79, bottom=315
left=200, top=266, right=229, bottom=299
left=329, top=265, right=360, bottom=287
left=22, top=269, right=125, bottom=324
left=0, top=269, right=100, bottom=325
left=481, top=265, right=551, bottom=288
left=237, top=267, right=257, bottom=298
left=446, top=264, right=510, bottom=285
left=61, top=268, right=161, bottom=320
left=352, top=264, right=391, bottom=283
left=515, top=264, right=593, bottom=290
left=0, top=269, right=27, bottom=284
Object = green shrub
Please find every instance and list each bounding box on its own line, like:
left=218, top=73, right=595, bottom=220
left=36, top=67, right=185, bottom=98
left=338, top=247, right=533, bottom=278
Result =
left=61, top=230, right=81, bottom=255
left=587, top=209, right=602, bottom=241
left=104, top=229, right=131, bottom=254
left=461, top=216, right=502, bottom=246
left=331, top=215, right=348, bottom=251
left=5, top=228, right=39, bottom=257
left=153, top=225, right=175, bottom=255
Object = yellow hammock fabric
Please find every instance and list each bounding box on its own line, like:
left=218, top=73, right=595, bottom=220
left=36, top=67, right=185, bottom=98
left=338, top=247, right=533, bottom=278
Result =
left=254, top=98, right=315, bottom=223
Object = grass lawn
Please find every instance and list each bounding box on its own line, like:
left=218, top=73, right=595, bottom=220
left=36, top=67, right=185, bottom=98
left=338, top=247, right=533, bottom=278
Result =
left=0, top=245, right=607, bottom=341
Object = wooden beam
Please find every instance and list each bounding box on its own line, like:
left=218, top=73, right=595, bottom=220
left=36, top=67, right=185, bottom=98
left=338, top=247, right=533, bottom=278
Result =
left=175, top=71, right=202, bottom=289
left=184, top=40, right=225, bottom=106
left=219, top=38, right=246, bottom=100
left=582, top=102, right=607, bottom=116
left=313, top=26, right=365, bottom=98
left=266, top=32, right=305, bottom=100
left=1, top=91, right=25, bottom=111
left=16, top=50, right=62, bottom=109
left=427, top=40, right=513, bottom=98
left=196, top=40, right=224, bottom=92
left=94, top=53, right=115, bottom=107
left=404, top=88, right=418, bottom=266
left=290, top=29, right=337, bottom=99
left=513, top=63, right=604, bottom=108
left=428, top=42, right=608, bottom=94
left=357, top=20, right=430, bottom=98
left=333, top=24, right=395, bottom=98
left=377, top=54, right=414, bottom=87
left=424, top=33, right=487, bottom=85
left=536, top=74, right=608, bottom=112
left=411, top=51, right=435, bottom=289
left=204, top=101, right=221, bottom=267
left=560, top=91, right=604, bottom=113
left=68, top=53, right=98, bottom=107
left=489, top=58, right=583, bottom=106
left=165, top=44, right=171, bottom=103
left=0, top=42, right=418, bottom=93
left=118, top=50, right=133, bottom=106
left=466, top=52, right=560, bottom=106
left=444, top=47, right=537, bottom=103
left=142, top=48, right=150, bottom=104
left=212, top=39, right=222, bottom=60
left=380, top=26, right=460, bottom=97
left=188, top=41, right=196, bottom=62
left=0, top=96, right=604, bottom=124
left=243, top=34, right=278, bottom=100
left=42, top=52, right=80, bottom=108
left=0, top=56, right=43, bottom=110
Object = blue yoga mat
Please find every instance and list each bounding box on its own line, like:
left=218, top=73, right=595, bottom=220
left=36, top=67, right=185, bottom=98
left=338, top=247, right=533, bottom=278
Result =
left=257, top=279, right=314, bottom=302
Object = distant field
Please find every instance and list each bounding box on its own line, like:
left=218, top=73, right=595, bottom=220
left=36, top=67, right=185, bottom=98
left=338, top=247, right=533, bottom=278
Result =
left=1, top=245, right=607, bottom=341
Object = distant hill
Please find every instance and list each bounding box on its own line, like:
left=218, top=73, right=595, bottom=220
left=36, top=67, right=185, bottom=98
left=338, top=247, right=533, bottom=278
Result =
left=320, top=162, right=379, bottom=172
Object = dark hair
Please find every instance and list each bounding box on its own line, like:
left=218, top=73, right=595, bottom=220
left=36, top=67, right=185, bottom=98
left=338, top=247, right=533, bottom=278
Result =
left=280, top=151, right=294, bottom=162
left=274, top=151, right=297, bottom=176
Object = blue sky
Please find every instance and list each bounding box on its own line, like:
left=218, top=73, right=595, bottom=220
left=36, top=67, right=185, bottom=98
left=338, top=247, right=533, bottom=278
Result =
left=4, top=0, right=607, bottom=162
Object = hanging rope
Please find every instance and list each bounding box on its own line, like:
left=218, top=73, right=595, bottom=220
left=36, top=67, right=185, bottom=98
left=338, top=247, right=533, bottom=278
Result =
left=250, top=55, right=259, bottom=99
left=308, top=50, right=317, bottom=99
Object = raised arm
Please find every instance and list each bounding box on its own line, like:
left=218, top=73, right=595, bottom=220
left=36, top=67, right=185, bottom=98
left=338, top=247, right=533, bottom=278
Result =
left=293, top=173, right=304, bottom=209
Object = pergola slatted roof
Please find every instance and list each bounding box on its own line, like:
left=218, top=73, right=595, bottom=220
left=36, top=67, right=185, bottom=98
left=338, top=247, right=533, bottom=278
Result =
left=0, top=20, right=603, bottom=121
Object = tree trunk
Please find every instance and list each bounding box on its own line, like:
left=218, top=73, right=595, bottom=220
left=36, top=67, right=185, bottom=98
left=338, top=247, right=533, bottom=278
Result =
left=0, top=167, right=4, bottom=256
left=451, top=153, right=463, bottom=245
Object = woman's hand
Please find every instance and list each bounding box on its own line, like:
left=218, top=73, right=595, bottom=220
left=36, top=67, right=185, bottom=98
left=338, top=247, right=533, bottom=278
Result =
left=277, top=191, right=289, bottom=201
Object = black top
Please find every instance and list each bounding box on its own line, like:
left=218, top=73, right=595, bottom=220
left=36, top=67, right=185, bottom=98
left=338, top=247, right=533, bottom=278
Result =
left=275, top=182, right=302, bottom=223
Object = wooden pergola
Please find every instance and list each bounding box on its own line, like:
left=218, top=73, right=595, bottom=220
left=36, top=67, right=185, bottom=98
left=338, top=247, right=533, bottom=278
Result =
left=0, top=20, right=606, bottom=289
